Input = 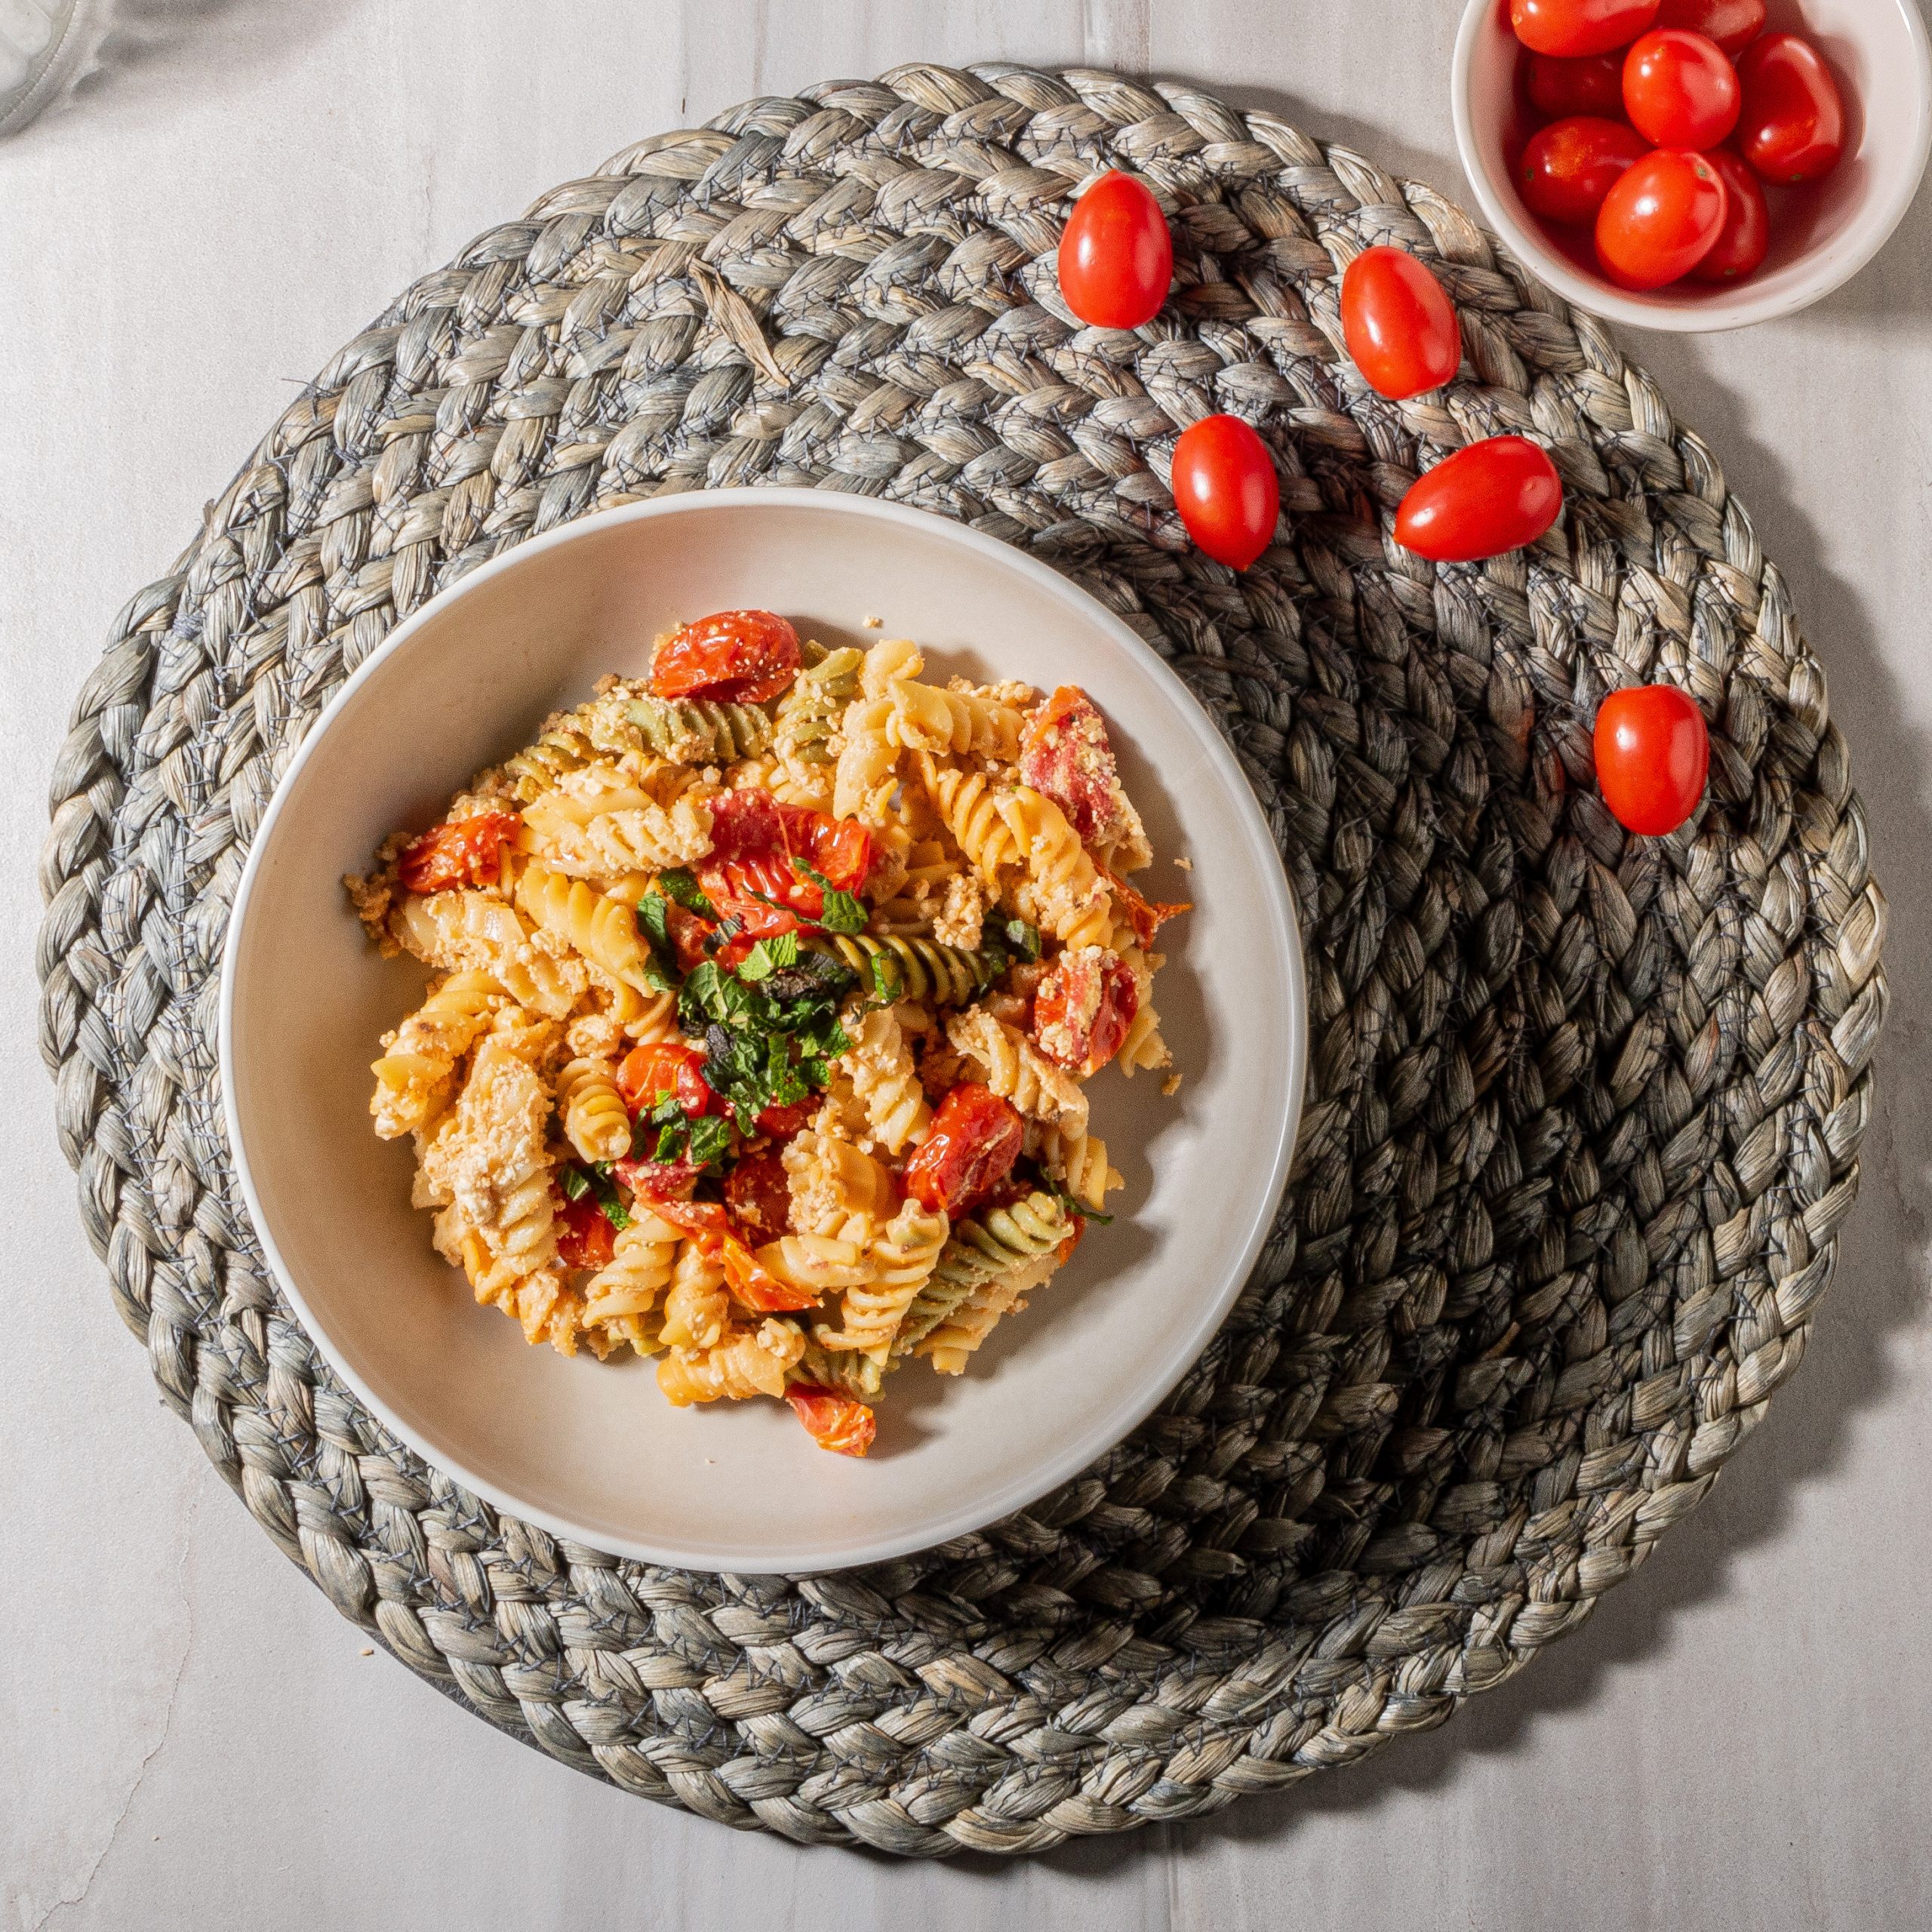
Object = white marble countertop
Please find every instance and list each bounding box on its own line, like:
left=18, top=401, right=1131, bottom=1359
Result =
left=5, top=2, right=1931, bottom=1926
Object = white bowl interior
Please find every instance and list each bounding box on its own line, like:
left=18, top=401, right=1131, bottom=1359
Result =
left=1454, top=0, right=1932, bottom=330
left=222, top=492, right=1306, bottom=1573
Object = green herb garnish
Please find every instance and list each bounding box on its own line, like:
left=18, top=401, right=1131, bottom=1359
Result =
left=792, top=858, right=867, bottom=935
left=657, top=867, right=715, bottom=918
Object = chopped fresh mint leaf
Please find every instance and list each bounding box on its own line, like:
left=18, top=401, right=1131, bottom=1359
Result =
left=657, top=868, right=715, bottom=918
left=870, top=952, right=901, bottom=1003
left=739, top=930, right=799, bottom=982
left=633, top=891, right=680, bottom=992
left=1045, top=1184, right=1111, bottom=1226
left=559, top=1165, right=590, bottom=1202
left=792, top=858, right=868, bottom=935
left=1004, top=918, right=1042, bottom=963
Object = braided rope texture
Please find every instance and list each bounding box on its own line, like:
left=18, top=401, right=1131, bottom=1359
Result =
left=38, top=66, right=1887, bottom=1855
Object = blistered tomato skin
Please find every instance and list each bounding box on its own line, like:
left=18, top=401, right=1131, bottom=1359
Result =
left=1519, top=116, right=1650, bottom=225
left=1170, top=415, right=1280, bottom=569
left=1511, top=0, right=1661, bottom=59
left=1594, top=685, right=1709, bottom=835
left=1340, top=247, right=1462, bottom=398
left=398, top=811, right=520, bottom=894
left=785, top=1384, right=876, bottom=1457
left=1654, top=0, right=1764, bottom=56
left=1736, top=33, right=1846, bottom=185
left=649, top=609, right=801, bottom=705
left=1393, top=437, right=1564, bottom=564
left=617, top=1041, right=716, bottom=1118
left=1526, top=51, right=1627, bottom=119
left=1622, top=28, right=1741, bottom=149
left=1594, top=149, right=1728, bottom=288
left=722, top=1150, right=792, bottom=1245
left=1690, top=149, right=1771, bottom=282
left=903, top=1084, right=1026, bottom=1215
left=1057, top=171, right=1174, bottom=329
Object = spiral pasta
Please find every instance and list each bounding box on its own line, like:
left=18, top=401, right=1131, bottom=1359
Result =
left=392, top=890, right=584, bottom=1017
left=832, top=694, right=900, bottom=823
left=858, top=635, right=923, bottom=697
left=515, top=863, right=654, bottom=994
left=525, top=790, right=715, bottom=877
left=555, top=1055, right=631, bottom=1162
left=503, top=721, right=595, bottom=802
left=628, top=694, right=774, bottom=763
left=918, top=755, right=1021, bottom=888
left=659, top=1237, right=729, bottom=1351
left=657, top=1318, right=807, bottom=1404
left=836, top=1004, right=931, bottom=1155
left=1037, top=1122, right=1123, bottom=1213
left=773, top=645, right=863, bottom=776
left=996, top=785, right=1113, bottom=948
left=790, top=1340, right=886, bottom=1401
left=945, top=1007, right=1089, bottom=1131
left=783, top=1129, right=897, bottom=1240
left=581, top=1208, right=681, bottom=1331
left=802, top=932, right=993, bottom=1007
left=894, top=1192, right=1072, bottom=1358
left=370, top=970, right=502, bottom=1137
left=814, top=1202, right=949, bottom=1354
left=885, top=678, right=1024, bottom=760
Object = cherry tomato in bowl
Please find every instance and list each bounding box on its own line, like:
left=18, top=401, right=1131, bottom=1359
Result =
left=1622, top=27, right=1740, bottom=149
left=1340, top=246, right=1462, bottom=398
left=1394, top=436, right=1564, bottom=563
left=904, top=1084, right=1025, bottom=1215
left=1594, top=684, right=1709, bottom=834
left=1170, top=414, right=1280, bottom=569
left=1057, top=170, right=1174, bottom=329
left=650, top=608, right=801, bottom=705
left=1511, top=0, right=1660, bottom=58
left=1653, top=0, right=1764, bottom=57
left=1519, top=115, right=1649, bottom=224
left=1594, top=149, right=1728, bottom=288
left=1736, top=32, right=1846, bottom=185
left=1526, top=51, right=1626, bottom=118
left=1690, top=149, right=1770, bottom=282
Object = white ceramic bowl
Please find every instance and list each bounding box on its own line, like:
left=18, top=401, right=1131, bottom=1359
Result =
left=1453, top=0, right=1932, bottom=331
left=220, top=490, right=1306, bottom=1574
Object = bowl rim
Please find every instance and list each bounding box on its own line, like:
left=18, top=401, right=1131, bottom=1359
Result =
left=1451, top=0, right=1932, bottom=333
left=217, top=486, right=1309, bottom=1573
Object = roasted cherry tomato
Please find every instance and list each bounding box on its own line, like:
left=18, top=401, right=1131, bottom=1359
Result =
left=1100, top=863, right=1190, bottom=950
left=1170, top=414, right=1279, bottom=570
left=1518, top=115, right=1650, bottom=225
left=613, top=1151, right=704, bottom=1202
left=555, top=1190, right=617, bottom=1270
left=647, top=1198, right=732, bottom=1241
left=1594, top=684, right=1709, bottom=834
left=1393, top=436, right=1564, bottom=564
left=397, top=811, right=520, bottom=894
left=1057, top=169, right=1174, bottom=330
left=1020, top=686, right=1134, bottom=849
left=1622, top=28, right=1740, bottom=149
left=1032, top=949, right=1139, bottom=1076
left=754, top=1095, right=819, bottom=1139
left=1735, top=33, right=1845, bottom=185
left=1525, top=51, right=1627, bottom=119
left=903, top=1083, right=1025, bottom=1215
left=649, top=609, right=801, bottom=706
left=785, top=1383, right=877, bottom=1457
left=1594, top=149, right=1727, bottom=288
left=1690, top=149, right=1770, bottom=282
left=1654, top=0, right=1764, bottom=56
left=1340, top=246, right=1462, bottom=399
left=721, top=1235, right=820, bottom=1312
left=1511, top=0, right=1660, bottom=58
left=701, top=790, right=871, bottom=926
left=780, top=803, right=872, bottom=895
left=722, top=1149, right=793, bottom=1246
left=617, top=1041, right=715, bottom=1118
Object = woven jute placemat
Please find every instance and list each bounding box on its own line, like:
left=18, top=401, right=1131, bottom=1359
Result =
left=38, top=66, right=1887, bottom=1854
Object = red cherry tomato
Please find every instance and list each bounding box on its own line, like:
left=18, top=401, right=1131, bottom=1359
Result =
left=1512, top=0, right=1660, bottom=58
left=1690, top=149, right=1770, bottom=281
left=1622, top=29, right=1740, bottom=148
left=1057, top=170, right=1174, bottom=330
left=1594, top=149, right=1728, bottom=288
left=1519, top=116, right=1650, bottom=225
left=784, top=1383, right=876, bottom=1457
left=617, top=1041, right=715, bottom=1118
left=1020, top=686, right=1134, bottom=848
left=1032, top=951, right=1139, bottom=1076
left=903, top=1083, right=1025, bottom=1214
left=1170, top=414, right=1279, bottom=570
left=1594, top=685, right=1709, bottom=834
left=1393, top=437, right=1564, bottom=564
left=721, top=1149, right=792, bottom=1246
left=555, top=1190, right=617, bottom=1270
left=753, top=1095, right=818, bottom=1139
left=397, top=811, right=520, bottom=894
left=1340, top=246, right=1462, bottom=399
left=1526, top=51, right=1627, bottom=119
left=1654, top=0, right=1764, bottom=56
left=1099, top=863, right=1190, bottom=950
left=650, top=609, right=801, bottom=706
left=1735, top=33, right=1845, bottom=185
left=720, top=1236, right=820, bottom=1312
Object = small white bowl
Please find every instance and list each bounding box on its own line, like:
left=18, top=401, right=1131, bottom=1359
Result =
left=1453, top=0, right=1932, bottom=331
left=220, top=490, right=1306, bottom=1574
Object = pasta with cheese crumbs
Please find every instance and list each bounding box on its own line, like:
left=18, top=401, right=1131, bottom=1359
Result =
left=347, top=605, right=1186, bottom=1455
